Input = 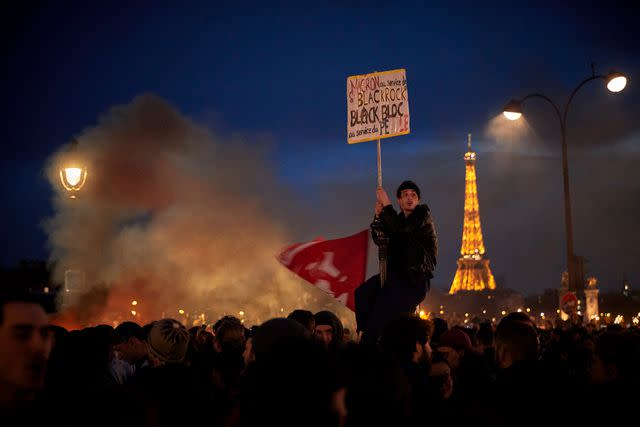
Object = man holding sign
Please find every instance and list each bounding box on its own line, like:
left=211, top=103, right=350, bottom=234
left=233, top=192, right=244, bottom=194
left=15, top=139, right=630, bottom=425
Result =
left=355, top=180, right=438, bottom=345
left=347, top=69, right=436, bottom=345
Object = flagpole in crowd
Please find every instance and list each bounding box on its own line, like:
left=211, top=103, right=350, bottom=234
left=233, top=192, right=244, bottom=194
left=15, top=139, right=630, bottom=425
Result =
left=377, top=138, right=382, bottom=188
left=376, top=137, right=388, bottom=287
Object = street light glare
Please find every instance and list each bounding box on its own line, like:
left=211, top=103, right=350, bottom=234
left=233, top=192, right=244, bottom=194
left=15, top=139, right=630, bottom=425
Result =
left=503, top=111, right=522, bottom=121
left=64, top=168, right=83, bottom=186
left=58, top=140, right=88, bottom=197
left=502, top=99, right=523, bottom=120
left=59, top=165, right=87, bottom=197
left=606, top=75, right=627, bottom=93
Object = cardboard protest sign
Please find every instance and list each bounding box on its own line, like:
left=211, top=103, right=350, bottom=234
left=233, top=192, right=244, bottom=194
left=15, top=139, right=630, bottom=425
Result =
left=347, top=69, right=410, bottom=144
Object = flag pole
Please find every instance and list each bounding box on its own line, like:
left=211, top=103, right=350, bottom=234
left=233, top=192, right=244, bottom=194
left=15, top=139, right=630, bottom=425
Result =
left=377, top=138, right=387, bottom=287
left=377, top=138, right=382, bottom=187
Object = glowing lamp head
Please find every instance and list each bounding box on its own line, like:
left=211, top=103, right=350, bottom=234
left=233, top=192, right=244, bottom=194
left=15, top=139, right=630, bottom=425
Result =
left=64, top=168, right=82, bottom=186
left=503, top=99, right=523, bottom=120
left=59, top=166, right=88, bottom=197
left=606, top=72, right=627, bottom=93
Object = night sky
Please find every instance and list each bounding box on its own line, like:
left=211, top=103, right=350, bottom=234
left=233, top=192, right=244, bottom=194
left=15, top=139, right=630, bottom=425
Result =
left=2, top=1, right=639, bottom=296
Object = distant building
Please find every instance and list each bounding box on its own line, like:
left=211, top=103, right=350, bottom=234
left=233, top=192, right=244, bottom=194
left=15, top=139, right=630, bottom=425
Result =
left=584, top=276, right=599, bottom=322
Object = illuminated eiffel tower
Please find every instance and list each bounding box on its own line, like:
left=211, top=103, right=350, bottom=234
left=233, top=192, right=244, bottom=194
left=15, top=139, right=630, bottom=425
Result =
left=449, top=134, right=497, bottom=294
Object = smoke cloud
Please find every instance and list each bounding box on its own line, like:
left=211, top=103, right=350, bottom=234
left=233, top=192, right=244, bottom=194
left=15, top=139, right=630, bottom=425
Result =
left=44, top=94, right=353, bottom=329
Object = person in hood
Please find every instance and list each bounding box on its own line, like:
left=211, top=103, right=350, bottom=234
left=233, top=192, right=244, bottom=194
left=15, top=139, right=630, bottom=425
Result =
left=313, top=310, right=344, bottom=352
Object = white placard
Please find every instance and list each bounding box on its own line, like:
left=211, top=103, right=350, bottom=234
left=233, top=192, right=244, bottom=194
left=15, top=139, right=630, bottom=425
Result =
left=347, top=68, right=410, bottom=144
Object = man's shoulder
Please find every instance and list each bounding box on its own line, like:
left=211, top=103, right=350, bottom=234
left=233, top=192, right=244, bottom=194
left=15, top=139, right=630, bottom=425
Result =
left=413, top=204, right=431, bottom=217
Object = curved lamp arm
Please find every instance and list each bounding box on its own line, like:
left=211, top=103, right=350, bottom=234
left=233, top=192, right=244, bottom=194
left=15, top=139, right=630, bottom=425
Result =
left=520, top=93, right=563, bottom=129
left=563, top=75, right=606, bottom=126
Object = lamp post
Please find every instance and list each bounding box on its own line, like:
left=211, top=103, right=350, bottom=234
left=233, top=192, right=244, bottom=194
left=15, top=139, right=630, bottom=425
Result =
left=59, top=139, right=87, bottom=199
left=58, top=138, right=89, bottom=311
left=503, top=69, right=627, bottom=294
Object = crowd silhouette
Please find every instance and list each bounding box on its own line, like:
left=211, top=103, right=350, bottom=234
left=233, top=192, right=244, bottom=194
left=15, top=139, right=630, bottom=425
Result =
left=2, top=288, right=639, bottom=426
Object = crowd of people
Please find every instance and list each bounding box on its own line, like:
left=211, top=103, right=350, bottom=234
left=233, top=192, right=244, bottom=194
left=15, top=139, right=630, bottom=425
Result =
left=2, top=288, right=639, bottom=426
left=2, top=180, right=637, bottom=425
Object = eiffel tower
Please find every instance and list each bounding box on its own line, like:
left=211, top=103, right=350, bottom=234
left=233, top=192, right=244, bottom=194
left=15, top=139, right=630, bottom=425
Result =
left=449, top=134, right=497, bottom=294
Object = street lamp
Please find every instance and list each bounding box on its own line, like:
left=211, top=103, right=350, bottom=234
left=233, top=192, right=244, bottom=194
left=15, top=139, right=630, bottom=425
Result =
left=59, top=139, right=87, bottom=198
left=605, top=72, right=627, bottom=92
left=502, top=68, right=627, bottom=293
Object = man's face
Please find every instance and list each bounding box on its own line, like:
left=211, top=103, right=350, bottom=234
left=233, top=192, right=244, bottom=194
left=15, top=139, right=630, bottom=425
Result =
left=422, top=341, right=433, bottom=363
left=429, top=361, right=453, bottom=399
left=437, top=346, right=462, bottom=370
left=413, top=340, right=432, bottom=365
left=398, top=189, right=419, bottom=214
left=113, top=337, right=144, bottom=364
left=314, top=325, right=333, bottom=347
left=243, top=337, right=254, bottom=367
left=0, top=302, right=53, bottom=392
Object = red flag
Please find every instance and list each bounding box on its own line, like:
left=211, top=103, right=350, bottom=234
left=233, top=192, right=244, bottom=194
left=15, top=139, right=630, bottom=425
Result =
left=277, top=230, right=369, bottom=311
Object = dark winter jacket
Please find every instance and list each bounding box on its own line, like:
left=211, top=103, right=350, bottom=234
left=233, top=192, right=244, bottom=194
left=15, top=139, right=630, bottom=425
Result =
left=371, top=204, right=437, bottom=284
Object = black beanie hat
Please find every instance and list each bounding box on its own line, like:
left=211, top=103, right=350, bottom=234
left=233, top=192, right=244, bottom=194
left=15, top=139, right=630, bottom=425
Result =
left=314, top=311, right=344, bottom=343
left=396, top=180, right=421, bottom=199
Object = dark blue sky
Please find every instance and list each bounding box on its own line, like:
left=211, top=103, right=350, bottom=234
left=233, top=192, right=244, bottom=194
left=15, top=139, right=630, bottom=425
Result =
left=2, top=1, right=639, bottom=295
